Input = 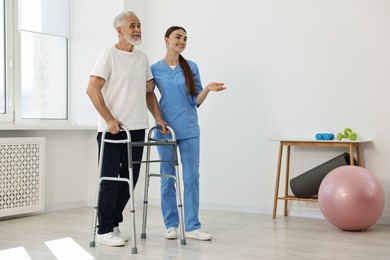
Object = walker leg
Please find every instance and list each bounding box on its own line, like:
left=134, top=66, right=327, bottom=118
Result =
left=90, top=139, right=106, bottom=247
left=89, top=189, right=100, bottom=247
left=129, top=200, right=137, bottom=254
left=89, top=187, right=101, bottom=247
left=127, top=144, right=138, bottom=254
left=174, top=165, right=186, bottom=245
left=89, top=205, right=98, bottom=247
left=141, top=144, right=152, bottom=239
left=141, top=175, right=150, bottom=239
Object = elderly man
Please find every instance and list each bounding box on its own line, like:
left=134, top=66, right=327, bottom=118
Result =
left=86, top=11, right=166, bottom=247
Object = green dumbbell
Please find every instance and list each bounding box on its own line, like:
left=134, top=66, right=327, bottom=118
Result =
left=338, top=128, right=357, bottom=141
left=349, top=132, right=357, bottom=141
left=344, top=128, right=352, bottom=136
left=337, top=132, right=347, bottom=140
left=345, top=128, right=357, bottom=140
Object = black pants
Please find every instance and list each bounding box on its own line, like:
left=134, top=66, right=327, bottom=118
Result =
left=96, top=129, right=145, bottom=234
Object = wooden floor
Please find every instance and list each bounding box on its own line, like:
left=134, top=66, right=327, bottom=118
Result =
left=0, top=206, right=389, bottom=259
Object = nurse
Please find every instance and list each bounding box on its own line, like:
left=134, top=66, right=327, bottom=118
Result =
left=151, top=26, right=226, bottom=241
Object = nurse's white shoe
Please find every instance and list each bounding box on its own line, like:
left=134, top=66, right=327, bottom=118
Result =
left=185, top=229, right=212, bottom=241
left=165, top=227, right=178, bottom=239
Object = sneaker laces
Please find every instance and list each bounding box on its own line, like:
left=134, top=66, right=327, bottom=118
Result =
left=113, top=227, right=123, bottom=237
left=167, top=227, right=176, bottom=233
left=114, top=226, right=121, bottom=233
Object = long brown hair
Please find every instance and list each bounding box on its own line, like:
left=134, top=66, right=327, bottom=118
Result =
left=165, top=26, right=197, bottom=96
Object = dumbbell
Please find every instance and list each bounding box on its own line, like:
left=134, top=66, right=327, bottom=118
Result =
left=315, top=133, right=335, bottom=140
left=337, top=128, right=357, bottom=141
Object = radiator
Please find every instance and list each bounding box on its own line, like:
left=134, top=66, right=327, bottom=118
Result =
left=0, top=137, right=45, bottom=217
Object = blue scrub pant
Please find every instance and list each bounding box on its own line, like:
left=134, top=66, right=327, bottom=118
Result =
left=157, top=136, right=201, bottom=232
left=96, top=130, right=145, bottom=235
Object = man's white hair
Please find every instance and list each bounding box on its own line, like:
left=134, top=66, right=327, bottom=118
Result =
left=112, top=11, right=137, bottom=30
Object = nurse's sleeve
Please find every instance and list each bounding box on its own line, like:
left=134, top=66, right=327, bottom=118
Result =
left=190, top=63, right=203, bottom=107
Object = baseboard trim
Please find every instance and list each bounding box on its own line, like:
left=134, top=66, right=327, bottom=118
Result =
left=46, top=200, right=390, bottom=226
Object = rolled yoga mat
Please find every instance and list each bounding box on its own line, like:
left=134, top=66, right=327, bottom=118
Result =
left=290, top=152, right=356, bottom=198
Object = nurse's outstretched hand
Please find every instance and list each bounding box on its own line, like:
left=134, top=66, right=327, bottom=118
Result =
left=206, top=82, right=226, bottom=92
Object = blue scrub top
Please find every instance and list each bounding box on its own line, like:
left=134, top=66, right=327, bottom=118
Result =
left=151, top=59, right=203, bottom=140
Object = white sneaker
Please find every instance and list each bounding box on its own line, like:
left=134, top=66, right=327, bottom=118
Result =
left=185, top=229, right=212, bottom=241
left=96, top=232, right=125, bottom=247
left=113, top=226, right=129, bottom=242
left=165, top=227, right=178, bottom=239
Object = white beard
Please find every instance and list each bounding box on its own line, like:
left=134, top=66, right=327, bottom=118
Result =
left=124, top=34, right=142, bottom=46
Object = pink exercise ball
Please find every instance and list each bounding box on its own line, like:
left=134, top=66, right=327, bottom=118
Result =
left=318, top=165, right=385, bottom=231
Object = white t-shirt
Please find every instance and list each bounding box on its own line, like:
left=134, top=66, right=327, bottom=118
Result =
left=90, top=46, right=153, bottom=132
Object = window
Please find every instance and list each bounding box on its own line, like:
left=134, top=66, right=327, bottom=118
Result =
left=20, top=32, right=68, bottom=119
left=0, top=0, right=69, bottom=123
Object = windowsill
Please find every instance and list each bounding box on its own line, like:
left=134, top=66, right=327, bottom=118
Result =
left=0, top=124, right=97, bottom=131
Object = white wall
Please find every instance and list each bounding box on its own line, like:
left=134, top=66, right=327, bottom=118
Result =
left=126, top=0, right=390, bottom=223
left=70, top=0, right=123, bottom=126
left=61, top=0, right=390, bottom=224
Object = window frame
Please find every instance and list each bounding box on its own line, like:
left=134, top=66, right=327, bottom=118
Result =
left=0, top=0, right=71, bottom=126
left=0, top=0, right=13, bottom=123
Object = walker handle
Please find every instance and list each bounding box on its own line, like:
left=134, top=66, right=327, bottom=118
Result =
left=156, top=124, right=173, bottom=133
left=153, top=125, right=175, bottom=140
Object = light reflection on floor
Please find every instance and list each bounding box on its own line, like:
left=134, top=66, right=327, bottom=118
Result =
left=0, top=237, right=94, bottom=260
left=0, top=247, right=32, bottom=260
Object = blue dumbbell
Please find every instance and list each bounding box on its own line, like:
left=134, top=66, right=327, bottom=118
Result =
left=315, top=133, right=335, bottom=140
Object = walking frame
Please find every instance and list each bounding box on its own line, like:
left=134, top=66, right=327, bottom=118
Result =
left=89, top=125, right=186, bottom=254
left=141, top=125, right=186, bottom=246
